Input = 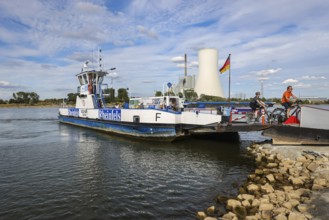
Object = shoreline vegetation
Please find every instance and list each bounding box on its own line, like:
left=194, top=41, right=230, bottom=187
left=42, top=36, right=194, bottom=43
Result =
left=197, top=142, right=329, bottom=220
left=0, top=103, right=62, bottom=108
left=1, top=101, right=328, bottom=109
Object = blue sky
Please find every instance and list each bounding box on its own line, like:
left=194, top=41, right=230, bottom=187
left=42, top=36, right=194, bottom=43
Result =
left=0, top=0, right=328, bottom=100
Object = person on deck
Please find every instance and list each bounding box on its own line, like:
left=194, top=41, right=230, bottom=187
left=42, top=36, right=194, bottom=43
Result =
left=249, top=91, right=266, bottom=120
left=281, top=85, right=298, bottom=117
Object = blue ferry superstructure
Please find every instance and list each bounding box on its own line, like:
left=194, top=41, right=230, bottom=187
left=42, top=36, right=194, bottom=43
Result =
left=58, top=66, right=223, bottom=141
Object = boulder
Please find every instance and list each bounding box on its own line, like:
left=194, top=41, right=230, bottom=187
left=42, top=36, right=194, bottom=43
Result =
left=196, top=211, right=207, bottom=220
left=289, top=199, right=300, bottom=208
left=268, top=153, right=277, bottom=162
left=261, top=183, right=275, bottom=193
left=222, top=211, right=238, bottom=220
left=313, top=178, right=327, bottom=187
left=296, top=156, right=307, bottom=163
left=274, top=213, right=288, bottom=220
left=306, top=162, right=319, bottom=172
left=241, top=199, right=251, bottom=208
left=297, top=204, right=308, bottom=213
left=266, top=174, right=275, bottom=183
left=204, top=217, right=217, bottom=220
left=259, top=203, right=274, bottom=211
left=251, top=199, right=260, bottom=208
left=274, top=190, right=286, bottom=204
left=303, top=153, right=315, bottom=161
left=239, top=194, right=255, bottom=201
left=276, top=154, right=285, bottom=161
left=312, top=183, right=324, bottom=191
left=287, top=211, right=307, bottom=220
left=255, top=169, right=264, bottom=175
left=232, top=205, right=247, bottom=219
left=248, top=174, right=257, bottom=181
left=273, top=207, right=288, bottom=215
left=247, top=184, right=260, bottom=193
left=261, top=210, right=272, bottom=219
left=286, top=191, right=301, bottom=200
left=282, top=186, right=293, bottom=192
left=245, top=215, right=258, bottom=220
left=226, top=199, right=241, bottom=210
left=267, top=162, right=278, bottom=168
left=206, top=206, right=215, bottom=215
left=288, top=177, right=304, bottom=187
left=282, top=202, right=293, bottom=210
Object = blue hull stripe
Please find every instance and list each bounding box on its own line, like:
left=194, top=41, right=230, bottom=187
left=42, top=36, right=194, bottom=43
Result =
left=58, top=115, right=178, bottom=139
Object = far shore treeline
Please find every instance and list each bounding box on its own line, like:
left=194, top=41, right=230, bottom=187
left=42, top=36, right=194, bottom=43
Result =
left=0, top=89, right=328, bottom=107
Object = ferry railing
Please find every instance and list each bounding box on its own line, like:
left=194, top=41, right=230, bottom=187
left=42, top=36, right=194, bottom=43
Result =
left=184, top=107, right=218, bottom=115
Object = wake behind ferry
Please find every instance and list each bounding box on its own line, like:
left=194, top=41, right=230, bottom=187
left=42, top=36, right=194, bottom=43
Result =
left=58, top=63, right=223, bottom=141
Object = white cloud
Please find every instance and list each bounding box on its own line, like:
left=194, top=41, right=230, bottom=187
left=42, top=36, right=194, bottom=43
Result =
left=283, top=79, right=298, bottom=84
left=1, top=0, right=329, bottom=99
left=0, top=81, right=10, bottom=86
left=137, top=25, right=158, bottom=40
left=190, top=61, right=198, bottom=67
left=301, top=75, right=327, bottom=80
left=256, top=68, right=282, bottom=76
left=257, top=77, right=270, bottom=81
left=176, top=62, right=198, bottom=69
left=294, top=83, right=312, bottom=88
left=171, top=56, right=184, bottom=63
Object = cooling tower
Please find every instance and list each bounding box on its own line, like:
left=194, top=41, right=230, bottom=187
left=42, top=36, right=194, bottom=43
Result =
left=194, top=48, right=224, bottom=97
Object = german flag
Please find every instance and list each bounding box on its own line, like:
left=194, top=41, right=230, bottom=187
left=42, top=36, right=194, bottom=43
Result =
left=219, top=54, right=230, bottom=74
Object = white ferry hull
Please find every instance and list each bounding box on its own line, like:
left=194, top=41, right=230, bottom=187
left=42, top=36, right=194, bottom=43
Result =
left=58, top=107, right=222, bottom=141
left=58, top=115, right=180, bottom=141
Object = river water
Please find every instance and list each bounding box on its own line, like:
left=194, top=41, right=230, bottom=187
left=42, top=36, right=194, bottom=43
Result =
left=0, top=107, right=267, bottom=219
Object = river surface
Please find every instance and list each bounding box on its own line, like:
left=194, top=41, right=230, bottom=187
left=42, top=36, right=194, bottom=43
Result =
left=0, top=107, right=267, bottom=219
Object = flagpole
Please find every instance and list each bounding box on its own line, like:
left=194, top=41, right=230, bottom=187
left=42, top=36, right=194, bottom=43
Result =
left=229, top=54, right=231, bottom=103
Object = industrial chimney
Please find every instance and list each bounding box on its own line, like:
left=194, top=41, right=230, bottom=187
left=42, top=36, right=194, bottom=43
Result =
left=194, top=48, right=224, bottom=97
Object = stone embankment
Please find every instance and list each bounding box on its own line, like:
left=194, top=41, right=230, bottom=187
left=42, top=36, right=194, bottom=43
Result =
left=197, top=143, right=329, bottom=220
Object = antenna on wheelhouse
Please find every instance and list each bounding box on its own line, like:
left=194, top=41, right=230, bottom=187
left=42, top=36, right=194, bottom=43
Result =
left=98, top=48, right=102, bottom=71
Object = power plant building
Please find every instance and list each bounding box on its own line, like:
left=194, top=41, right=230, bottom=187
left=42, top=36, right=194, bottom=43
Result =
left=194, top=48, right=224, bottom=98
left=172, top=75, right=196, bottom=95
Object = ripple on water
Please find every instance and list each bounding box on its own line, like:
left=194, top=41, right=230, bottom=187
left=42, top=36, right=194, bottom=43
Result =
left=0, top=108, right=259, bottom=219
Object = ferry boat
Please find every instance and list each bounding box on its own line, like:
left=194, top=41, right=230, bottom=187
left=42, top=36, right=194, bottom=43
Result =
left=58, top=64, right=223, bottom=141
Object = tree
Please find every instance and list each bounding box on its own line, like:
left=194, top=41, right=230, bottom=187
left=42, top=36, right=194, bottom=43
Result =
left=29, top=92, right=39, bottom=104
left=117, top=88, right=129, bottom=102
left=0, top=99, right=6, bottom=104
left=164, top=91, right=175, bottom=96
left=67, top=93, right=79, bottom=103
left=198, top=94, right=226, bottom=102
left=154, top=91, right=163, bottom=97
left=184, top=89, right=198, bottom=101
left=11, top=91, right=40, bottom=104
left=104, top=88, right=115, bottom=103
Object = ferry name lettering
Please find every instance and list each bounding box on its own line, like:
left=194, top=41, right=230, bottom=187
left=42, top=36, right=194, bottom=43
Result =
left=68, top=108, right=79, bottom=117
left=81, top=109, right=88, bottom=117
left=99, top=109, right=121, bottom=121
left=155, top=113, right=161, bottom=121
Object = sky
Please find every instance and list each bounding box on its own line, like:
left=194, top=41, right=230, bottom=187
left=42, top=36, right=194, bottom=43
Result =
left=0, top=0, right=329, bottom=100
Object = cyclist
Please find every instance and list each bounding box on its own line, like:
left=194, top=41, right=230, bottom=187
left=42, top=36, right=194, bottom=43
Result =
left=281, top=85, right=298, bottom=117
left=249, top=91, right=266, bottom=120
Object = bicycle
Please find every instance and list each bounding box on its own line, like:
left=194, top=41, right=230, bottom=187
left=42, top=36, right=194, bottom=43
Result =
left=246, top=104, right=273, bottom=124
left=270, top=100, right=302, bottom=124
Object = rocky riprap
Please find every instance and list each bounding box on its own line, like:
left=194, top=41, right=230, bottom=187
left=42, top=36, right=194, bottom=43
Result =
left=197, top=143, right=329, bottom=220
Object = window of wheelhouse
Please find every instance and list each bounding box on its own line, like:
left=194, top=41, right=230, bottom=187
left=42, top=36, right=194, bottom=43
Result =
left=78, top=75, right=83, bottom=85
left=82, top=74, right=88, bottom=85
left=97, top=73, right=104, bottom=85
